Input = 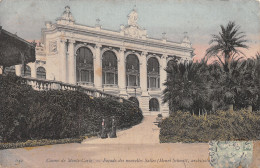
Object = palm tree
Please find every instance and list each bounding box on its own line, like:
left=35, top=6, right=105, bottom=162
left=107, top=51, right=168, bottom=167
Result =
left=252, top=52, right=260, bottom=111
left=163, top=60, right=209, bottom=114
left=206, top=21, right=248, bottom=72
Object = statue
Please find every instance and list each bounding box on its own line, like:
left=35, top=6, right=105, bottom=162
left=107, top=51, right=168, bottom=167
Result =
left=120, top=8, right=147, bottom=39
left=61, top=6, right=75, bottom=22
left=128, top=9, right=138, bottom=26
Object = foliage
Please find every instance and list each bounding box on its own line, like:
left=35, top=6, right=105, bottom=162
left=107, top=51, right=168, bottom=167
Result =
left=164, top=56, right=260, bottom=113
left=206, top=21, right=248, bottom=73
left=163, top=60, right=211, bottom=114
left=0, top=137, right=85, bottom=150
left=0, top=74, right=143, bottom=143
left=160, top=110, right=260, bottom=143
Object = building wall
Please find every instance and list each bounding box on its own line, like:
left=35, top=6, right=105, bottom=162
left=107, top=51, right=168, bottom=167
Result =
left=13, top=6, right=194, bottom=117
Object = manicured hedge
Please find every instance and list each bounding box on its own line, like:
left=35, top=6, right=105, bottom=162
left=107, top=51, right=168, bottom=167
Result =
left=160, top=110, right=260, bottom=143
left=0, top=74, right=143, bottom=143
left=0, top=137, right=84, bottom=150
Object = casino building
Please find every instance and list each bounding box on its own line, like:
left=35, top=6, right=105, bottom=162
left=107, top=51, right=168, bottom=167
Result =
left=12, top=6, right=194, bottom=116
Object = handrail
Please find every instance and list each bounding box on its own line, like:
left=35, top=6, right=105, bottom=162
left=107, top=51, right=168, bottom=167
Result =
left=21, top=77, right=135, bottom=104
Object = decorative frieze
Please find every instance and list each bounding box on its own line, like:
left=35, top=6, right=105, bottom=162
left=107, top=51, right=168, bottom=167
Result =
left=49, top=41, right=57, bottom=53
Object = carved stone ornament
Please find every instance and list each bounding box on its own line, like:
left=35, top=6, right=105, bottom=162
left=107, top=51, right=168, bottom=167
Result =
left=128, top=9, right=138, bottom=27
left=49, top=41, right=57, bottom=53
left=56, top=6, right=75, bottom=24
left=209, top=141, right=253, bottom=168
left=61, top=6, right=75, bottom=22
left=181, top=32, right=191, bottom=48
left=120, top=9, right=147, bottom=39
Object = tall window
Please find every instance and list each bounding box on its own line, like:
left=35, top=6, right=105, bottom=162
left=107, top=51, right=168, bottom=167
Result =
left=102, top=51, right=118, bottom=86
left=21, top=65, right=31, bottom=77
left=36, top=67, right=46, bottom=79
left=126, top=54, right=140, bottom=87
left=147, top=57, right=160, bottom=89
left=76, top=47, right=94, bottom=84
left=149, top=98, right=160, bottom=111
left=5, top=66, right=15, bottom=75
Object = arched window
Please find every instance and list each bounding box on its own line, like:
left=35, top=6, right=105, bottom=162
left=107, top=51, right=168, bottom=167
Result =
left=102, top=50, right=118, bottom=86
left=76, top=47, right=94, bottom=84
left=21, top=65, right=31, bottom=77
left=147, top=57, right=160, bottom=89
left=149, top=98, right=160, bottom=111
left=129, top=97, right=139, bottom=107
left=36, top=67, right=46, bottom=79
left=5, top=66, right=15, bottom=75
left=126, top=54, right=140, bottom=87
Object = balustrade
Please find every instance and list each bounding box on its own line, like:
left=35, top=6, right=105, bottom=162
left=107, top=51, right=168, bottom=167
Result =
left=22, top=77, right=133, bottom=105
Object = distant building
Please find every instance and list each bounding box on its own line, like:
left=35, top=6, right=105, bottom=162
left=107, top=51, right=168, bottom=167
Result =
left=13, top=6, right=194, bottom=116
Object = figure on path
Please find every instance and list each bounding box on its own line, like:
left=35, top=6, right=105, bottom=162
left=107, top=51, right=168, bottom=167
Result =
left=109, top=116, right=117, bottom=138
left=101, top=118, right=108, bottom=139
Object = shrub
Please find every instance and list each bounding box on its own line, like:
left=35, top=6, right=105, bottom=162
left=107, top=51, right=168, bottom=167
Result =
left=0, top=74, right=143, bottom=143
left=160, top=110, right=260, bottom=143
left=0, top=137, right=84, bottom=150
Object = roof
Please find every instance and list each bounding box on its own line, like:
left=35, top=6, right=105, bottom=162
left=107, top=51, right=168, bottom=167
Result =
left=0, top=26, right=36, bottom=67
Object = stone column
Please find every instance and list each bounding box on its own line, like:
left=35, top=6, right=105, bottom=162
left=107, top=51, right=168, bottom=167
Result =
left=140, top=51, right=148, bottom=96
left=68, top=39, right=76, bottom=84
left=160, top=54, right=167, bottom=91
left=94, top=44, right=102, bottom=90
left=15, top=64, right=22, bottom=76
left=31, top=63, right=36, bottom=78
left=160, top=54, right=169, bottom=117
left=118, top=47, right=127, bottom=97
left=139, top=51, right=150, bottom=115
left=60, top=39, right=67, bottom=83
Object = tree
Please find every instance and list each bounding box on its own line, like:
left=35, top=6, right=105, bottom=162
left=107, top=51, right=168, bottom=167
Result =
left=206, top=21, right=248, bottom=72
left=163, top=60, right=209, bottom=114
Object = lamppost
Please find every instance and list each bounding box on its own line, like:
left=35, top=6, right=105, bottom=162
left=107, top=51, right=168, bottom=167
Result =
left=133, top=82, right=137, bottom=97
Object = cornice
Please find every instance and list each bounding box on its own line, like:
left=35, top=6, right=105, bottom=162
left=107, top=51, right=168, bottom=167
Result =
left=42, top=24, right=194, bottom=53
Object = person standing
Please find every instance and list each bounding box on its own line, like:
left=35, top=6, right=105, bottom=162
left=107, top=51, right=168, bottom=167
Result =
left=109, top=116, right=117, bottom=138
left=101, top=118, right=108, bottom=139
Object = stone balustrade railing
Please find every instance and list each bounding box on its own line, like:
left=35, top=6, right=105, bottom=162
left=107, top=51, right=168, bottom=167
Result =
left=21, top=77, right=131, bottom=103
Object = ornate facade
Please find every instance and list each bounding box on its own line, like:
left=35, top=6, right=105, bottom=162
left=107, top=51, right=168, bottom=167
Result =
left=14, top=6, right=194, bottom=116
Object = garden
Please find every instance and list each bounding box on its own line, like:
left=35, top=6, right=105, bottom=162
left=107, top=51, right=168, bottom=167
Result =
left=0, top=74, right=143, bottom=149
left=160, top=22, right=260, bottom=143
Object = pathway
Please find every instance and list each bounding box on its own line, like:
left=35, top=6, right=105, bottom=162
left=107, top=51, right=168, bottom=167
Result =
left=0, top=116, right=212, bottom=168
left=82, top=116, right=160, bottom=144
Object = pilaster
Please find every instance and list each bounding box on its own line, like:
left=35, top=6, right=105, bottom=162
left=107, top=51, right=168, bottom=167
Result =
left=31, top=63, right=36, bottom=78
left=68, top=39, right=76, bottom=84
left=118, top=47, right=127, bottom=96
left=160, top=54, right=167, bottom=91
left=140, top=51, right=149, bottom=96
left=60, top=38, right=67, bottom=83
left=94, top=44, right=102, bottom=90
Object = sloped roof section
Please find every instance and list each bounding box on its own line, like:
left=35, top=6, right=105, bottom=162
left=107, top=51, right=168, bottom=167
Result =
left=0, top=26, right=36, bottom=67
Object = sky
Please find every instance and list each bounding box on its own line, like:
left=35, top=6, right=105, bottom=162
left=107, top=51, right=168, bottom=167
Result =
left=0, top=0, right=259, bottom=60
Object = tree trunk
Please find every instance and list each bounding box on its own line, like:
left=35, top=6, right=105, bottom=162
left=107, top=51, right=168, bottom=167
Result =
left=228, top=104, right=233, bottom=111
left=2, top=65, right=5, bottom=74
left=247, top=105, right=252, bottom=112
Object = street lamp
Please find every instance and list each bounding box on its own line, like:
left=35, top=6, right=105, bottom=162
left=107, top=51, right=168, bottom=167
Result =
left=133, top=82, right=137, bottom=97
